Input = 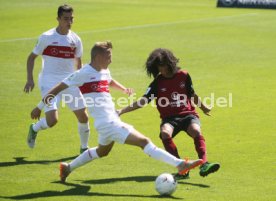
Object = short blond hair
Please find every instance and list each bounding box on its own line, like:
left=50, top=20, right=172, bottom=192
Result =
left=91, top=41, right=113, bottom=60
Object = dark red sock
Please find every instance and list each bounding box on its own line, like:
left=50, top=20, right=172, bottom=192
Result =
left=194, top=135, right=207, bottom=163
left=161, top=138, right=180, bottom=159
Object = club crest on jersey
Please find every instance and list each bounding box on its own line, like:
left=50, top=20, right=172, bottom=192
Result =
left=180, top=82, right=185, bottom=88
left=171, top=92, right=180, bottom=100
left=70, top=41, right=76, bottom=50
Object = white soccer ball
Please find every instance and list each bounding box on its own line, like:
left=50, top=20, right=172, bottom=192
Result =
left=155, top=173, right=177, bottom=195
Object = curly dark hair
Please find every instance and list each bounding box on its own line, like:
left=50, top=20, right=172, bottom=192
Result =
left=145, top=48, right=179, bottom=78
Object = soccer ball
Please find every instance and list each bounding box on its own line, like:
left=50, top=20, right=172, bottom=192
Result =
left=155, top=173, right=177, bottom=195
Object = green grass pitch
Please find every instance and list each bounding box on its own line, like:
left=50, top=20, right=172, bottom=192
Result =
left=0, top=0, right=275, bottom=200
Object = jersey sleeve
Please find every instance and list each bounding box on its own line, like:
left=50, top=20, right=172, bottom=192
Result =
left=32, top=35, right=47, bottom=55
left=62, top=70, right=86, bottom=87
left=107, top=69, right=112, bottom=83
left=75, top=36, right=83, bottom=58
left=186, top=73, right=195, bottom=97
left=143, top=79, right=157, bottom=103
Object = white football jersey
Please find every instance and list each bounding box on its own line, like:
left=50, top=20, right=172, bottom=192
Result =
left=33, top=28, right=83, bottom=84
left=63, top=64, right=119, bottom=128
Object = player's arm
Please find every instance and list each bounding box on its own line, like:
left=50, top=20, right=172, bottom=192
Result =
left=75, top=57, right=82, bottom=69
left=109, top=79, right=134, bottom=96
left=24, top=52, right=38, bottom=93
left=118, top=80, right=157, bottom=116
left=30, top=82, right=69, bottom=120
left=191, top=93, right=211, bottom=116
left=75, top=37, right=83, bottom=70
left=117, top=97, right=148, bottom=116
left=186, top=73, right=211, bottom=116
left=43, top=82, right=69, bottom=104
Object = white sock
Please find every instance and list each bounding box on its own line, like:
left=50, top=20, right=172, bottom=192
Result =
left=143, top=142, right=182, bottom=167
left=69, top=147, right=99, bottom=171
left=32, top=118, right=49, bottom=132
left=78, top=122, right=90, bottom=148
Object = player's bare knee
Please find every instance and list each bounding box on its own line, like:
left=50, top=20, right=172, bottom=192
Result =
left=79, top=113, right=89, bottom=123
left=98, top=149, right=110, bottom=157
left=160, top=131, right=171, bottom=140
left=75, top=109, right=89, bottom=123
left=45, top=110, right=58, bottom=127
left=140, top=137, right=151, bottom=148
left=190, top=130, right=201, bottom=139
left=47, top=118, right=58, bottom=127
left=78, top=116, right=88, bottom=124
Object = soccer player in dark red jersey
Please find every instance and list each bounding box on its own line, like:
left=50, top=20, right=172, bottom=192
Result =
left=118, top=48, right=220, bottom=179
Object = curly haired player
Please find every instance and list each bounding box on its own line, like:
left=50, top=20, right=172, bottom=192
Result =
left=118, top=48, right=220, bottom=179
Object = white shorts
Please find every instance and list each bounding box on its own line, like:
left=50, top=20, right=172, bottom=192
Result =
left=40, top=85, right=86, bottom=113
left=96, top=120, right=134, bottom=146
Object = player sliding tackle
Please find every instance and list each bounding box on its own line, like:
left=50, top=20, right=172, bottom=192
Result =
left=31, top=41, right=203, bottom=182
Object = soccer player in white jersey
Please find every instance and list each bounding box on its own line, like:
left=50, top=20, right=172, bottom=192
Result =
left=23, top=5, right=90, bottom=153
left=31, top=41, right=203, bottom=182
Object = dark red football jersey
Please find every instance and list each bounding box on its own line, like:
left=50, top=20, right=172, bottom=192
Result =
left=143, top=70, right=198, bottom=119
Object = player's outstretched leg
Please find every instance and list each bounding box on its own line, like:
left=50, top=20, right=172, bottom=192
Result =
left=59, top=147, right=103, bottom=182
left=177, top=159, right=204, bottom=175
left=126, top=130, right=203, bottom=174
left=60, top=162, right=71, bottom=183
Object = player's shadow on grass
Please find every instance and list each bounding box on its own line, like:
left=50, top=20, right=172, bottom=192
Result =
left=81, top=175, right=210, bottom=188
left=178, top=181, right=210, bottom=188
left=81, top=175, right=156, bottom=184
left=0, top=156, right=77, bottom=167
left=0, top=181, right=183, bottom=200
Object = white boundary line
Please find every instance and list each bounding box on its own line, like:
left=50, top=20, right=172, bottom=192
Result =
left=0, top=13, right=258, bottom=43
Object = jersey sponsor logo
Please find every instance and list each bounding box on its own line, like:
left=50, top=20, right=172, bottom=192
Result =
left=50, top=48, right=59, bottom=55
left=79, top=80, right=109, bottom=94
left=43, top=45, right=76, bottom=59
left=52, top=42, right=58, bottom=44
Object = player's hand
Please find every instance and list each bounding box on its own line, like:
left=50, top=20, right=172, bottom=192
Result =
left=124, top=88, right=134, bottom=96
left=31, top=107, right=41, bottom=120
left=24, top=80, right=35, bottom=93
left=201, top=106, right=211, bottom=116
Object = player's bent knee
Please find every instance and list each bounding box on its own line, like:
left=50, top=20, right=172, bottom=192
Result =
left=79, top=116, right=89, bottom=124
left=190, top=130, right=201, bottom=139
left=45, top=110, right=58, bottom=127
left=160, top=131, right=171, bottom=140
left=98, top=149, right=110, bottom=157
left=74, top=109, right=89, bottom=123
left=47, top=119, right=58, bottom=128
